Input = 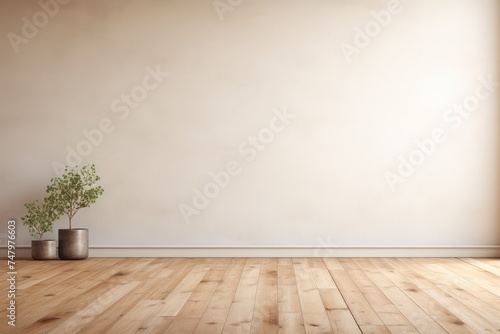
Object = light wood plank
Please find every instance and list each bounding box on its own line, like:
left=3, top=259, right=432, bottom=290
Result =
left=251, top=258, right=279, bottom=333
left=107, top=299, right=161, bottom=333
left=343, top=259, right=418, bottom=333
left=222, top=258, right=262, bottom=334
left=324, top=258, right=386, bottom=328
left=389, top=258, right=499, bottom=333
left=277, top=259, right=305, bottom=334
left=308, top=258, right=337, bottom=290
left=165, top=318, right=200, bottom=333
left=162, top=259, right=229, bottom=333
left=415, top=258, right=500, bottom=325
left=136, top=316, right=175, bottom=334
left=144, top=259, right=199, bottom=300
left=194, top=259, right=246, bottom=334
left=460, top=258, right=500, bottom=277
left=153, top=264, right=211, bottom=316
left=435, top=258, right=500, bottom=298
left=317, top=263, right=361, bottom=334
left=278, top=312, right=305, bottom=334
left=7, top=257, right=500, bottom=334
left=78, top=290, right=147, bottom=334
left=364, top=258, right=457, bottom=334
left=47, top=281, right=140, bottom=333
left=372, top=259, right=473, bottom=333
left=293, top=258, right=332, bottom=333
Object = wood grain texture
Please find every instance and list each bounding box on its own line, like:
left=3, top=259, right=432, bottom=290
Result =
left=4, top=258, right=500, bottom=334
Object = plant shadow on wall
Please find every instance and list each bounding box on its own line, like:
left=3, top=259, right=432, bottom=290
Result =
left=21, top=164, right=104, bottom=260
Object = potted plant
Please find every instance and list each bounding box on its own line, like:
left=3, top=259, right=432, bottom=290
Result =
left=47, top=164, right=104, bottom=260
left=21, top=197, right=59, bottom=260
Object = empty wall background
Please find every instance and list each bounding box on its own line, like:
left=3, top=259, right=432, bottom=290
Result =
left=0, top=0, right=499, bottom=251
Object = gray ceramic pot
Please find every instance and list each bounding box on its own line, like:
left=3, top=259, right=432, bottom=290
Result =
left=31, top=240, right=57, bottom=260
left=58, top=228, right=89, bottom=260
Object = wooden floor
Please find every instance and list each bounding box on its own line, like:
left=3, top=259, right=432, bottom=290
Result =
left=2, top=258, right=500, bottom=333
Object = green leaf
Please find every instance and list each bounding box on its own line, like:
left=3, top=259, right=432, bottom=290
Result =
left=44, top=164, right=104, bottom=229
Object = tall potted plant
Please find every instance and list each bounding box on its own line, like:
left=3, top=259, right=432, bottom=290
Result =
left=47, top=164, right=104, bottom=260
left=21, top=197, right=59, bottom=260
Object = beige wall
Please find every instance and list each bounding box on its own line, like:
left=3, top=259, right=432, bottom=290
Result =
left=1, top=0, right=499, bottom=249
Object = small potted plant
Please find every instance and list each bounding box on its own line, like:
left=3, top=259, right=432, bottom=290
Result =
left=47, top=164, right=104, bottom=260
left=21, top=197, right=59, bottom=260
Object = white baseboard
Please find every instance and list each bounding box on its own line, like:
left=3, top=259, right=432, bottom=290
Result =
left=2, top=245, right=500, bottom=258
